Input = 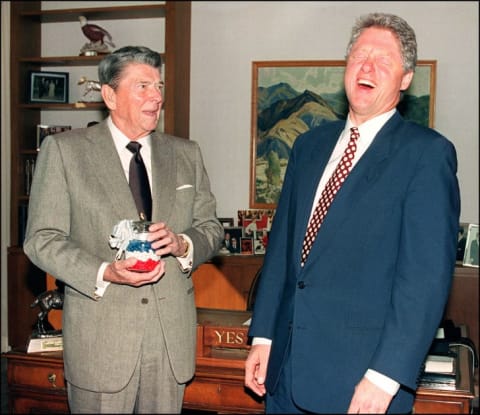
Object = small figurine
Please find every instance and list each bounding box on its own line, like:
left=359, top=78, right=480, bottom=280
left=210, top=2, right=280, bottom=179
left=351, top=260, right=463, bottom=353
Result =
left=78, top=76, right=102, bottom=102
left=30, top=290, right=64, bottom=336
left=78, top=15, right=115, bottom=56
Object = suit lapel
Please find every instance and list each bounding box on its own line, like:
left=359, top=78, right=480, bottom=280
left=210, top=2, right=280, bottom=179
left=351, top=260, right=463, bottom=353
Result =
left=85, top=122, right=138, bottom=220
left=293, top=124, right=344, bottom=267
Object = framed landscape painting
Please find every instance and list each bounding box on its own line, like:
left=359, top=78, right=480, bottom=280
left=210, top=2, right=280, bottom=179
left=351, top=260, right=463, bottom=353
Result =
left=250, top=60, right=436, bottom=208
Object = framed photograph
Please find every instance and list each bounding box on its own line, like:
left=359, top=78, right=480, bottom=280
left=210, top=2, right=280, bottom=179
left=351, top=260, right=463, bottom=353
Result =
left=250, top=60, right=436, bottom=208
left=237, top=209, right=276, bottom=235
left=463, top=223, right=479, bottom=268
left=456, top=222, right=469, bottom=263
left=36, top=124, right=72, bottom=151
left=218, top=217, right=235, bottom=228
left=240, top=237, right=254, bottom=255
left=253, top=229, right=269, bottom=255
left=219, top=227, right=242, bottom=255
left=28, top=71, right=69, bottom=104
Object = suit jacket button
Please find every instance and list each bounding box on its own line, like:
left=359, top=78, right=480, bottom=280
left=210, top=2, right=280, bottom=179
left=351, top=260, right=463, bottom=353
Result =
left=141, top=298, right=149, bottom=304
left=298, top=281, right=305, bottom=289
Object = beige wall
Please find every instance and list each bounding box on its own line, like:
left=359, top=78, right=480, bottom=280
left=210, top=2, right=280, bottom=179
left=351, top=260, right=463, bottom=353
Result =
left=189, top=1, right=479, bottom=224
left=1, top=1, right=479, bottom=351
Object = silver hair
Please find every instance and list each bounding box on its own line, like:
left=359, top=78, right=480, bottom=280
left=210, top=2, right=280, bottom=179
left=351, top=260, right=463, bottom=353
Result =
left=345, top=13, right=417, bottom=72
left=98, top=46, right=162, bottom=89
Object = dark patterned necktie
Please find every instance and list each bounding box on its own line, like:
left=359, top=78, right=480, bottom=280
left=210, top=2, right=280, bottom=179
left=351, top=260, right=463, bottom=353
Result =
left=126, top=141, right=152, bottom=221
left=300, top=127, right=360, bottom=267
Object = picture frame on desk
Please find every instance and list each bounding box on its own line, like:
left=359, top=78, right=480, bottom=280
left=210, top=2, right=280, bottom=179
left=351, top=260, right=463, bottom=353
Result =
left=28, top=70, right=69, bottom=104
left=240, top=237, right=254, bottom=255
left=463, top=223, right=479, bottom=268
left=218, top=217, right=234, bottom=228
left=219, top=226, right=242, bottom=255
left=238, top=208, right=275, bottom=234
left=253, top=229, right=269, bottom=255
left=456, top=222, right=469, bottom=263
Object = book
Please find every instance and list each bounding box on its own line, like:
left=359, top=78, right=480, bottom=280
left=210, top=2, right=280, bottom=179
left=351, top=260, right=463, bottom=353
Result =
left=25, top=158, right=35, bottom=195
left=418, top=353, right=458, bottom=391
left=424, top=354, right=455, bottom=374
left=36, top=124, right=72, bottom=151
left=18, top=203, right=29, bottom=246
left=27, top=333, right=63, bottom=353
left=418, top=379, right=457, bottom=391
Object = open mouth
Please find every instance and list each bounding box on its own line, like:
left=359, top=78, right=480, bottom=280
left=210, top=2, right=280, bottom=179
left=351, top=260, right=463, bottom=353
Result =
left=358, top=79, right=375, bottom=89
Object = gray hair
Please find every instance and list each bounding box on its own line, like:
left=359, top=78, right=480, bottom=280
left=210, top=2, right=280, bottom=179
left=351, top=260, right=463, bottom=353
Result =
left=98, top=46, right=162, bottom=89
left=345, top=13, right=417, bottom=72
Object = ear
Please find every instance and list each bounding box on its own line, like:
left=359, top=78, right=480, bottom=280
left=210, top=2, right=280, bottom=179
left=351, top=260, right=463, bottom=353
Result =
left=101, top=84, right=116, bottom=110
left=400, top=70, right=414, bottom=91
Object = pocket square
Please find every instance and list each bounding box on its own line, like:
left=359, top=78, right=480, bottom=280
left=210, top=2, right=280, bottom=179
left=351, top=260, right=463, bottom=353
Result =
left=176, top=184, right=193, bottom=190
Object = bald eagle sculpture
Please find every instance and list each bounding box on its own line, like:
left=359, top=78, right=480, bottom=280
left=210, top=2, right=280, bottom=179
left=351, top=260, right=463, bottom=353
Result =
left=79, top=16, right=115, bottom=48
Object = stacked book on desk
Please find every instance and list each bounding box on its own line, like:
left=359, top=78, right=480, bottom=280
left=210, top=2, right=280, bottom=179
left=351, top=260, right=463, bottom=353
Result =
left=418, top=353, right=458, bottom=390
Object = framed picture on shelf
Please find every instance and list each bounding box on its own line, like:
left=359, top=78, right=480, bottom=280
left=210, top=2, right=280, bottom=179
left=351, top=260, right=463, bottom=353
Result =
left=28, top=70, right=69, bottom=104
left=238, top=209, right=276, bottom=237
left=218, top=217, right=235, bottom=228
left=36, top=124, right=72, bottom=151
left=250, top=60, right=436, bottom=208
left=456, top=222, right=469, bottom=263
left=463, top=223, right=479, bottom=268
left=253, top=229, right=269, bottom=255
left=219, top=227, right=242, bottom=255
left=240, top=237, right=254, bottom=255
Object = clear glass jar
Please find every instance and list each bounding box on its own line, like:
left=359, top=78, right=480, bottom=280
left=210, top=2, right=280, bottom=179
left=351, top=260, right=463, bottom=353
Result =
left=125, top=221, right=160, bottom=272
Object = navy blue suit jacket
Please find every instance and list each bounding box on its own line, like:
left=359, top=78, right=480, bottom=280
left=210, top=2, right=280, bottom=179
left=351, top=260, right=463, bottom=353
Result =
left=248, top=112, right=460, bottom=413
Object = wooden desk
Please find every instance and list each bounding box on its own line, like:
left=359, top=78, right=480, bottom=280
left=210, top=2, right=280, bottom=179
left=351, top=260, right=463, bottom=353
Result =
left=5, top=334, right=474, bottom=414
left=5, top=257, right=477, bottom=413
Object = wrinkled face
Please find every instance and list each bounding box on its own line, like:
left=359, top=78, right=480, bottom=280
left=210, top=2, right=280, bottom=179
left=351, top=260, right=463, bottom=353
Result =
left=344, top=27, right=413, bottom=125
left=101, top=63, right=163, bottom=139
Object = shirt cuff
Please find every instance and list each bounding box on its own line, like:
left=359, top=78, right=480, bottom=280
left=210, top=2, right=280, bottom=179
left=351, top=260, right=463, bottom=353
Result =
left=252, top=337, right=272, bottom=346
left=365, top=369, right=400, bottom=396
left=177, top=234, right=193, bottom=273
left=94, top=262, right=111, bottom=300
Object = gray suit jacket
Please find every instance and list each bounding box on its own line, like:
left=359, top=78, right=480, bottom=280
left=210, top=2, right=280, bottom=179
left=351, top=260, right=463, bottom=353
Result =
left=24, top=121, right=223, bottom=392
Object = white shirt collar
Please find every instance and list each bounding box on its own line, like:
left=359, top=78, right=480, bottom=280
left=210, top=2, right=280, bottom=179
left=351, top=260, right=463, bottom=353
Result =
left=107, top=116, right=151, bottom=151
left=346, top=108, right=396, bottom=141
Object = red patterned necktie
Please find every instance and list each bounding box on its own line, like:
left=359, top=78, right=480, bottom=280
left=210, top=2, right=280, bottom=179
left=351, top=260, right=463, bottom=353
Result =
left=300, top=127, right=360, bottom=267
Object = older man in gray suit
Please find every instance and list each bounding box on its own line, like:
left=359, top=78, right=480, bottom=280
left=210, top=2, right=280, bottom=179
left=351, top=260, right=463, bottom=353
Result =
left=24, top=46, right=224, bottom=413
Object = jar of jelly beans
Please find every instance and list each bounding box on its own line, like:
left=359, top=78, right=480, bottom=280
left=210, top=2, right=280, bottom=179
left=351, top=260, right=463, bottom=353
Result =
left=125, top=221, right=160, bottom=272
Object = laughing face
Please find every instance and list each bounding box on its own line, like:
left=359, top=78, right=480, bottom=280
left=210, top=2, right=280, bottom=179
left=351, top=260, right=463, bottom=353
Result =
left=344, top=27, right=414, bottom=125
left=101, top=63, right=164, bottom=139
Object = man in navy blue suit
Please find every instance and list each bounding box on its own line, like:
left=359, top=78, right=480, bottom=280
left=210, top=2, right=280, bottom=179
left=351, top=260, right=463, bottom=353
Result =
left=245, top=13, right=460, bottom=414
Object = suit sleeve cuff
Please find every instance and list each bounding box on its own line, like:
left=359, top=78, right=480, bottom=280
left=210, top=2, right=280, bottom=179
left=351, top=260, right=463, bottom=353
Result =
left=94, top=262, right=111, bottom=300
left=365, top=369, right=400, bottom=396
left=177, top=234, right=193, bottom=273
left=252, top=337, right=272, bottom=345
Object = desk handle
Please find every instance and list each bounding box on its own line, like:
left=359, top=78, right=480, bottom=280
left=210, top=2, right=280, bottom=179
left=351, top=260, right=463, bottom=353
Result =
left=47, top=372, right=57, bottom=388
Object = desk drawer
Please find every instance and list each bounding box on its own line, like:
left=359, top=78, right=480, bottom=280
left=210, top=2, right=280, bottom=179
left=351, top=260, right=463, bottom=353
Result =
left=414, top=397, right=468, bottom=414
left=184, top=377, right=264, bottom=413
left=9, top=359, right=66, bottom=391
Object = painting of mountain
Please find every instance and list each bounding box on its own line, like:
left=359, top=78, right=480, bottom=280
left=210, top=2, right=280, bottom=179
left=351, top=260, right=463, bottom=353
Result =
left=250, top=60, right=435, bottom=207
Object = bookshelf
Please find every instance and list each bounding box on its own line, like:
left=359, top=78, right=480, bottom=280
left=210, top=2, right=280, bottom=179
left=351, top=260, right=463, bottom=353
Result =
left=7, top=1, right=191, bottom=350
